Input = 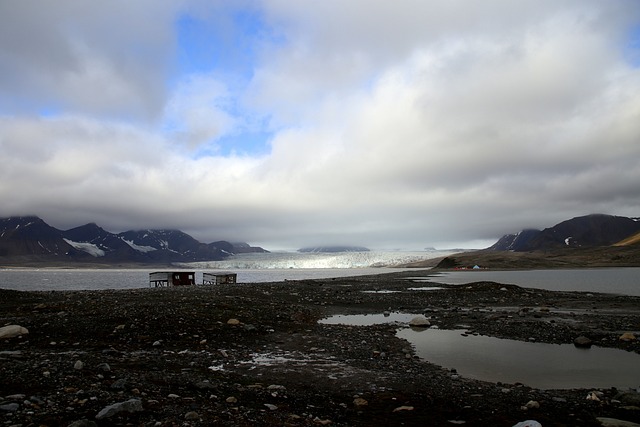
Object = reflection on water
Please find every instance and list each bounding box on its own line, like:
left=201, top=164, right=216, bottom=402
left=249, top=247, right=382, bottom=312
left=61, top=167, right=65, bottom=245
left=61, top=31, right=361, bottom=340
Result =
left=319, top=312, right=420, bottom=326
left=423, top=268, right=640, bottom=296
left=320, top=313, right=640, bottom=390
left=397, top=328, right=640, bottom=390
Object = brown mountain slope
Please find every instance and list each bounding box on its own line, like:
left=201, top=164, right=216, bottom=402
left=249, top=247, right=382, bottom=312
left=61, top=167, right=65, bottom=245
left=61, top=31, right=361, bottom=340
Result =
left=613, top=230, right=640, bottom=246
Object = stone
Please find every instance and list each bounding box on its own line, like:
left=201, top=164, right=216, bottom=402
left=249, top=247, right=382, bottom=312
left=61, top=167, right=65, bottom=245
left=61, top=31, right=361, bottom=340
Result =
left=0, top=325, right=29, bottom=339
left=524, top=400, right=540, bottom=409
left=195, top=380, right=216, bottom=389
left=513, top=421, right=542, bottom=427
left=5, top=394, right=26, bottom=400
left=587, top=391, right=601, bottom=401
left=393, top=405, right=414, bottom=412
left=0, top=403, right=19, bottom=411
left=97, top=363, right=111, bottom=372
left=184, top=411, right=200, bottom=420
left=68, top=420, right=98, bottom=427
left=264, top=404, right=278, bottom=411
left=226, top=396, right=238, bottom=403
left=615, top=391, right=640, bottom=406
left=596, top=418, right=640, bottom=427
left=408, top=315, right=431, bottom=328
left=574, top=336, right=593, bottom=348
left=619, top=332, right=636, bottom=341
left=227, top=318, right=241, bottom=325
left=353, top=397, right=368, bottom=407
left=110, top=378, right=127, bottom=390
left=74, top=360, right=84, bottom=370
left=95, top=398, right=143, bottom=420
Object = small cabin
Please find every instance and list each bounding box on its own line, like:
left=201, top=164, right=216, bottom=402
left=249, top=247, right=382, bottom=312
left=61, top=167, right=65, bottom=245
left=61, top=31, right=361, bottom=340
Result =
left=202, top=271, right=237, bottom=285
left=149, top=271, right=196, bottom=287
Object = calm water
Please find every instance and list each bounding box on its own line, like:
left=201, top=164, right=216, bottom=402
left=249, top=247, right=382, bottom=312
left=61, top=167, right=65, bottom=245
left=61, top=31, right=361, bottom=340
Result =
left=421, top=268, right=640, bottom=296
left=397, top=328, right=640, bottom=390
left=0, top=267, right=413, bottom=291
left=321, top=313, right=640, bottom=390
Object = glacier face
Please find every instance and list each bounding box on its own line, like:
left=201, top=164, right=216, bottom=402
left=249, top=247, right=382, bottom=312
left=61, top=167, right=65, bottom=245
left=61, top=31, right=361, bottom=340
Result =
left=184, top=250, right=457, bottom=269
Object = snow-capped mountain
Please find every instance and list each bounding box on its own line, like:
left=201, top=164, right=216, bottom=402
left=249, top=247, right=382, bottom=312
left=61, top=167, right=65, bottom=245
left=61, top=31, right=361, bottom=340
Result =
left=0, top=216, right=267, bottom=265
left=489, top=214, right=640, bottom=251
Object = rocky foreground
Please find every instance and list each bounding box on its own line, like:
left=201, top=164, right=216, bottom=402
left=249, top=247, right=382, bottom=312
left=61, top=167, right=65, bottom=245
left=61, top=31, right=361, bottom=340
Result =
left=1, top=270, right=640, bottom=426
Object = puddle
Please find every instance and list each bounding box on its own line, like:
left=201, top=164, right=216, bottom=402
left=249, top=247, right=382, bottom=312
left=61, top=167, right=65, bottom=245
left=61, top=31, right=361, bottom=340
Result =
left=397, top=328, right=640, bottom=390
left=319, top=312, right=421, bottom=326
left=320, top=312, right=640, bottom=390
left=407, top=286, right=444, bottom=291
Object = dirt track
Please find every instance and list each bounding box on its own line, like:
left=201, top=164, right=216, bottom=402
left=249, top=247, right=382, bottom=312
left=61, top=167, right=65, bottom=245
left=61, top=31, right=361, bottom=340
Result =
left=1, top=269, right=640, bottom=426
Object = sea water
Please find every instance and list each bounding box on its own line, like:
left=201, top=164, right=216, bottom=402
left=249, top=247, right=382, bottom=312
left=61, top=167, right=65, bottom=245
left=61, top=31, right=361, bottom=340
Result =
left=0, top=250, right=447, bottom=292
left=421, top=267, right=640, bottom=296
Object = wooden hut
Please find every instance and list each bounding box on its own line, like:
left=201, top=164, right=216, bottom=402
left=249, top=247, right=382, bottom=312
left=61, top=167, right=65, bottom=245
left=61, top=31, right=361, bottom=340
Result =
left=202, top=271, right=237, bottom=285
left=149, top=271, right=196, bottom=287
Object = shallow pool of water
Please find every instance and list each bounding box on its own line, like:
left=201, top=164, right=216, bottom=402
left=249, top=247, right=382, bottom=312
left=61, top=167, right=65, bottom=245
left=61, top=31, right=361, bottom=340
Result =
left=319, top=312, right=421, bottom=326
left=320, top=312, right=640, bottom=390
left=397, top=328, right=640, bottom=390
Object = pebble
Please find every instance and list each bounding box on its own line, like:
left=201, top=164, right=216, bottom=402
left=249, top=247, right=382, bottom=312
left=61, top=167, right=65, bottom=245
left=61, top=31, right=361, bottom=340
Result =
left=619, top=332, right=636, bottom=341
left=5, top=394, right=26, bottom=400
left=95, top=398, right=143, bottom=420
left=74, top=360, right=84, bottom=370
left=0, top=325, right=29, bottom=339
left=184, top=411, right=200, bottom=420
left=353, top=397, right=368, bottom=407
left=97, top=362, right=111, bottom=372
left=393, top=405, right=414, bottom=412
left=68, top=420, right=98, bottom=427
left=0, top=403, right=20, bottom=412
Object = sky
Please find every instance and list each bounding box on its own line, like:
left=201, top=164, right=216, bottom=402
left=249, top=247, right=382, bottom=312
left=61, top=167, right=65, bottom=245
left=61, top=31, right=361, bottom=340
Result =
left=1, top=1, right=639, bottom=251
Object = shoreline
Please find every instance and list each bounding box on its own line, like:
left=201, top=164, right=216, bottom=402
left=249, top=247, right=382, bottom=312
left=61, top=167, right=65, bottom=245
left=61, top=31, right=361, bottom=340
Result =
left=1, top=270, right=640, bottom=426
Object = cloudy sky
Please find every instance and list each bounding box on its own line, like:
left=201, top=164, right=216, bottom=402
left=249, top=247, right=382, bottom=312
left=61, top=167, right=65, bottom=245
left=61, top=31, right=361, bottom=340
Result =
left=1, top=1, right=639, bottom=250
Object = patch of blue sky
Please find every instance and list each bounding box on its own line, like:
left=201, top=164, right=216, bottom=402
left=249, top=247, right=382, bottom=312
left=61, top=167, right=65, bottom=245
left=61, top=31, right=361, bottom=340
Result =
left=171, top=7, right=278, bottom=157
left=192, top=128, right=273, bottom=159
left=624, top=24, right=640, bottom=67
left=173, top=6, right=278, bottom=82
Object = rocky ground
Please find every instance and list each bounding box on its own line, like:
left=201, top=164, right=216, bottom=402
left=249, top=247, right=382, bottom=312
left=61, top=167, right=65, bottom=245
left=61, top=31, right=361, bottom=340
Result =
left=1, top=269, right=640, bottom=426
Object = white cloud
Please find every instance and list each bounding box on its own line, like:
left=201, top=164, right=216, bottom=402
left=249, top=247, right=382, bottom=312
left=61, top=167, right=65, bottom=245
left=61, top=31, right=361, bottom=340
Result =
left=0, top=1, right=639, bottom=250
left=163, top=74, right=238, bottom=150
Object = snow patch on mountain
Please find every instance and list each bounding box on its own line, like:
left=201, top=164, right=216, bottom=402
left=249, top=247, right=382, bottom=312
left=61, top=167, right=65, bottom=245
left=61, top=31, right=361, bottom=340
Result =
left=63, top=239, right=105, bottom=257
left=122, top=239, right=156, bottom=253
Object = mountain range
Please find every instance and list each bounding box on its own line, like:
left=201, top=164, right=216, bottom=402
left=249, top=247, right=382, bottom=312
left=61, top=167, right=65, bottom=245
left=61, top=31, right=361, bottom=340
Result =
left=489, top=214, right=640, bottom=251
left=0, top=216, right=267, bottom=266
left=396, top=214, right=640, bottom=270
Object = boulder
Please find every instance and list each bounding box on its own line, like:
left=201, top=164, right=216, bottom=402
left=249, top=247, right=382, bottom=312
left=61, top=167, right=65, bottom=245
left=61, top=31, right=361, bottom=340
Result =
left=573, top=336, right=593, bottom=348
left=95, top=399, right=143, bottom=420
left=408, top=315, right=431, bottom=328
left=614, top=391, right=640, bottom=406
left=0, top=325, right=29, bottom=339
left=513, top=421, right=542, bottom=427
left=619, top=332, right=636, bottom=341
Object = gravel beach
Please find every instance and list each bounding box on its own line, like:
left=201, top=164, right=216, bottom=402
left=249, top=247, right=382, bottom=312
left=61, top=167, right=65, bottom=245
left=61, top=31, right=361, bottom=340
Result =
left=1, top=269, right=640, bottom=426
